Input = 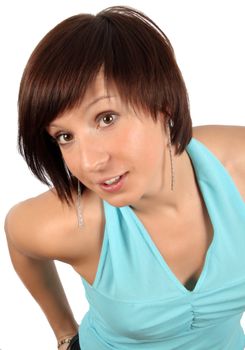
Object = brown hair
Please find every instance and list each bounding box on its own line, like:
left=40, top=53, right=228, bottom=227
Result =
left=18, top=6, right=192, bottom=203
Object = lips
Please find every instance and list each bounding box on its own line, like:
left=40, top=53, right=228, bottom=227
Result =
left=97, top=172, right=126, bottom=185
left=103, top=175, right=121, bottom=185
left=98, top=172, right=128, bottom=193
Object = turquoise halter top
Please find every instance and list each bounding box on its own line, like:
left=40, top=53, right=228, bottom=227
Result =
left=78, top=138, right=245, bottom=349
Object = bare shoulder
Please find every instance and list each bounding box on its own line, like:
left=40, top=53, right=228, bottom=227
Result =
left=193, top=125, right=245, bottom=200
left=5, top=188, right=104, bottom=263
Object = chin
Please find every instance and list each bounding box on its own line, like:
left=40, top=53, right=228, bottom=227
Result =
left=101, top=192, right=142, bottom=208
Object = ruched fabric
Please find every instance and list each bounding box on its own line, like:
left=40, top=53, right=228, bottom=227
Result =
left=79, top=138, right=245, bottom=349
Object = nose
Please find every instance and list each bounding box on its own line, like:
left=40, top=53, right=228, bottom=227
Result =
left=78, top=139, right=110, bottom=173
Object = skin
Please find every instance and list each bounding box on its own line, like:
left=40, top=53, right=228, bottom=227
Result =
left=5, top=73, right=245, bottom=348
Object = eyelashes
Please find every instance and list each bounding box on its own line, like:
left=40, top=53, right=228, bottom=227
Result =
left=51, top=111, right=119, bottom=146
left=96, top=112, right=118, bottom=128
left=54, top=132, right=73, bottom=145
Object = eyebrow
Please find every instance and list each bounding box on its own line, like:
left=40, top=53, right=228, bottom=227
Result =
left=85, top=95, right=115, bottom=110
left=48, top=95, right=115, bottom=129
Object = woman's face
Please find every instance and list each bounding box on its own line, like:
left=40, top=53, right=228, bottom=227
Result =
left=47, top=74, right=168, bottom=208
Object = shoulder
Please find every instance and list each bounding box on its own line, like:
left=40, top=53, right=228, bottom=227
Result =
left=193, top=125, right=245, bottom=201
left=4, top=188, right=104, bottom=263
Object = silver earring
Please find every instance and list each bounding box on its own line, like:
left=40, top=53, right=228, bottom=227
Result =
left=77, top=180, right=84, bottom=227
left=166, top=118, right=175, bottom=191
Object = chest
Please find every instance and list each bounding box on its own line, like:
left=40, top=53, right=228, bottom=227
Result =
left=76, top=202, right=214, bottom=291
left=137, top=206, right=214, bottom=289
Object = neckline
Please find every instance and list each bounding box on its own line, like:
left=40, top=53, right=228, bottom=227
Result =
left=124, top=138, right=217, bottom=295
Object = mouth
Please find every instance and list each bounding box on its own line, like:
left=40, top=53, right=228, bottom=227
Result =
left=98, top=172, right=128, bottom=193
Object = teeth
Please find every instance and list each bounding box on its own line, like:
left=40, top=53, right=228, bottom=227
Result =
left=104, top=175, right=121, bottom=185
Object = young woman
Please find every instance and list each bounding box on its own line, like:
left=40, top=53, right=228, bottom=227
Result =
left=5, top=6, right=245, bottom=350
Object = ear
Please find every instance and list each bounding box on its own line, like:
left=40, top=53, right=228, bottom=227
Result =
left=159, top=111, right=173, bottom=133
left=161, top=106, right=173, bottom=128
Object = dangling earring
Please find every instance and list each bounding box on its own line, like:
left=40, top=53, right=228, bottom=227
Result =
left=63, top=161, right=84, bottom=227
left=166, top=118, right=175, bottom=191
left=77, top=180, right=84, bottom=227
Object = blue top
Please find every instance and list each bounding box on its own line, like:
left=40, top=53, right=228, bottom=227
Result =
left=78, top=138, right=245, bottom=349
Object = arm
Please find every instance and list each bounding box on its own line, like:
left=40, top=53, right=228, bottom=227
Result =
left=5, top=210, right=78, bottom=348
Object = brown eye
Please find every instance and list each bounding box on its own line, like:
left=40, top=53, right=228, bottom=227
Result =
left=103, top=115, right=113, bottom=124
left=56, top=133, right=73, bottom=145
left=98, top=113, right=117, bottom=128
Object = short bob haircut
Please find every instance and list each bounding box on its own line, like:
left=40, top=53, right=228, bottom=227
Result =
left=18, top=6, right=192, bottom=203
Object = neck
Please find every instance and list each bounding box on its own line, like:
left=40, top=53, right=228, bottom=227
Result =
left=130, top=146, right=196, bottom=218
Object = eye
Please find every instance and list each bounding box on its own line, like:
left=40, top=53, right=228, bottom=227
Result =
left=55, top=132, right=74, bottom=145
left=97, top=112, right=117, bottom=128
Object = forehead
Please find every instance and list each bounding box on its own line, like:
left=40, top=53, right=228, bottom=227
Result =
left=49, top=73, right=123, bottom=126
left=50, top=72, right=116, bottom=122
left=50, top=69, right=155, bottom=126
left=82, top=71, right=114, bottom=105
left=85, top=70, right=107, bottom=94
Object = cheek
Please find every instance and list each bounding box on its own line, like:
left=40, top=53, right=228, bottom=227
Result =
left=119, top=124, right=164, bottom=166
left=113, top=128, right=145, bottom=162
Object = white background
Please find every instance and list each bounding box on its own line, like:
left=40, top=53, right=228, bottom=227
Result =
left=0, top=0, right=244, bottom=349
